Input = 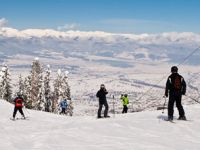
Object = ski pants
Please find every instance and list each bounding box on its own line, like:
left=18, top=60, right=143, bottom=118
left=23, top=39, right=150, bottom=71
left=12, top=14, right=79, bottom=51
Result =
left=60, top=108, right=66, bottom=114
left=98, top=101, right=109, bottom=117
left=168, top=93, right=185, bottom=118
left=122, top=105, right=128, bottom=113
left=13, top=107, right=24, bottom=118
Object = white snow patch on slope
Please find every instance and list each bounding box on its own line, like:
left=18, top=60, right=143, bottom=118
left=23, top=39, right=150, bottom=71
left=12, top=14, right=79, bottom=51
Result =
left=0, top=100, right=200, bottom=150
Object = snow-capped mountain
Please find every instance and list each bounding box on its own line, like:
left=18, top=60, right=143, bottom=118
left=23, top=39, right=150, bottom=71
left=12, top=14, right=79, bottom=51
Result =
left=1, top=27, right=200, bottom=67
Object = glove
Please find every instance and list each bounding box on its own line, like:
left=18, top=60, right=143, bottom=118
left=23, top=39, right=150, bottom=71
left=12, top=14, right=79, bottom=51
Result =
left=182, top=92, right=186, bottom=95
left=165, top=93, right=168, bottom=98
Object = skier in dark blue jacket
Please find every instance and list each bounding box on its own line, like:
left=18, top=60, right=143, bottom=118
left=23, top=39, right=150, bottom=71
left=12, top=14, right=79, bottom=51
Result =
left=59, top=99, right=68, bottom=114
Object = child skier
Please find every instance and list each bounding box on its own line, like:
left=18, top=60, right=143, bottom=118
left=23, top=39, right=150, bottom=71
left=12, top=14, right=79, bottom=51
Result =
left=121, top=94, right=129, bottom=113
left=59, top=99, right=68, bottom=114
left=12, top=93, right=25, bottom=120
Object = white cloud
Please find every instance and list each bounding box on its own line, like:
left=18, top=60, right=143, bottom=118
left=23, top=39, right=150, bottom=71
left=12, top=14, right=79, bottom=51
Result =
left=0, top=18, right=8, bottom=28
left=0, top=26, right=200, bottom=45
left=57, top=23, right=80, bottom=31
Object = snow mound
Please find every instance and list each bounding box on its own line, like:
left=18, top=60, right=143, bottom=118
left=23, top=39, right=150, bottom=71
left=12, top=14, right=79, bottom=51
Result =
left=0, top=99, right=200, bottom=150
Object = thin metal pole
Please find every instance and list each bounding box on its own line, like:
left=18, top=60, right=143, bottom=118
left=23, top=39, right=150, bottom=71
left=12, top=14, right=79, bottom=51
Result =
left=162, top=96, right=167, bottom=114
left=112, top=95, right=115, bottom=118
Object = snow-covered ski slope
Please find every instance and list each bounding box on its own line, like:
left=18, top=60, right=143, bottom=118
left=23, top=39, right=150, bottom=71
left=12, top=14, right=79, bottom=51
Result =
left=1, top=99, right=200, bottom=150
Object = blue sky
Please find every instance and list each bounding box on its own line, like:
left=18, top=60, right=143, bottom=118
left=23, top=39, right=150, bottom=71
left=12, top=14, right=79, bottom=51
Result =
left=0, top=0, right=200, bottom=33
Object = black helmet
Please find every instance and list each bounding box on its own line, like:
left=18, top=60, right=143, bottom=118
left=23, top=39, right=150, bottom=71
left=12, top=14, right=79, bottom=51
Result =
left=124, top=94, right=128, bottom=97
left=171, top=66, right=178, bottom=73
left=100, top=84, right=105, bottom=89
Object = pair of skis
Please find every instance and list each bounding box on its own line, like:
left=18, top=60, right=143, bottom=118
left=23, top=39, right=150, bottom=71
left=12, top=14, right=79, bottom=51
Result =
left=163, top=118, right=191, bottom=123
left=10, top=116, right=29, bottom=121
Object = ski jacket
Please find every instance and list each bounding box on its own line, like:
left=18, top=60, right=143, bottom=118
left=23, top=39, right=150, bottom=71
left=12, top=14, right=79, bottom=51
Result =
left=60, top=100, right=68, bottom=109
left=96, top=89, right=108, bottom=104
left=165, top=73, right=186, bottom=97
left=14, top=96, right=24, bottom=108
left=121, top=96, right=129, bottom=106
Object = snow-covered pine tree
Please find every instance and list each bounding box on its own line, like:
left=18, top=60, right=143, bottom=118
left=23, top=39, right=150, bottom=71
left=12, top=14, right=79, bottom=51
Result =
left=62, top=71, right=71, bottom=99
left=18, top=74, right=24, bottom=95
left=30, top=58, right=44, bottom=110
left=62, top=71, right=73, bottom=116
left=44, top=65, right=52, bottom=112
left=23, top=76, right=32, bottom=108
left=0, top=64, right=12, bottom=102
left=38, top=75, right=45, bottom=111
left=52, top=69, right=63, bottom=113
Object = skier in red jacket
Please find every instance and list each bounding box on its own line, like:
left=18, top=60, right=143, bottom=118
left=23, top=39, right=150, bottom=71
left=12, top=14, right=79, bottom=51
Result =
left=12, top=93, right=25, bottom=120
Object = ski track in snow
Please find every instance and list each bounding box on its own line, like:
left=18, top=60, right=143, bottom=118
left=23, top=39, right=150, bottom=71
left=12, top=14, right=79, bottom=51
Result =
left=1, top=100, right=200, bottom=150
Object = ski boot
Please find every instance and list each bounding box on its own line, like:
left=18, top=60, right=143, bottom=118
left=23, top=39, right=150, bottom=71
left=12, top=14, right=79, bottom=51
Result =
left=167, top=116, right=173, bottom=121
left=178, top=116, right=187, bottom=120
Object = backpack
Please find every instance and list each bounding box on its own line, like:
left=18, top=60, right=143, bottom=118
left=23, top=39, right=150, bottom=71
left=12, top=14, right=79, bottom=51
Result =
left=15, top=98, right=23, bottom=107
left=173, top=75, right=182, bottom=91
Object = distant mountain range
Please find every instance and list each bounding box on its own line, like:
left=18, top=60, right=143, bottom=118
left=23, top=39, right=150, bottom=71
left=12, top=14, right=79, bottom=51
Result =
left=1, top=27, right=200, bottom=68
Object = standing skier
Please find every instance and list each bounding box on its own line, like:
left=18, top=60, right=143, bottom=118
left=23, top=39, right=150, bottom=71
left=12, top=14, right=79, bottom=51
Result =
left=96, top=84, right=109, bottom=118
left=59, top=99, right=68, bottom=114
left=165, top=66, right=186, bottom=121
left=12, top=93, right=25, bottom=120
left=121, top=94, right=129, bottom=113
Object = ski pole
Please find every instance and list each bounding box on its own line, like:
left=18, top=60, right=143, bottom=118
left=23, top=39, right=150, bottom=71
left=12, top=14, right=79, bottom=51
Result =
left=162, top=96, right=167, bottom=114
left=112, top=95, right=115, bottom=118
left=23, top=106, right=30, bottom=115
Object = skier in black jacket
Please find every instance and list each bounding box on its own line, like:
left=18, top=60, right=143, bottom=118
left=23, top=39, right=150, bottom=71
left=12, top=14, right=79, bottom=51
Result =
left=96, top=84, right=109, bottom=118
left=165, top=66, right=186, bottom=121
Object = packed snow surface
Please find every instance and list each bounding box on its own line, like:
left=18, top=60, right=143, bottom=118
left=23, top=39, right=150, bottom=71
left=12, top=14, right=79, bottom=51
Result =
left=0, top=99, right=200, bottom=150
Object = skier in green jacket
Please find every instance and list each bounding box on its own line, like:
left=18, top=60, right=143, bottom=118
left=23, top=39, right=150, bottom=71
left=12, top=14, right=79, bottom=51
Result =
left=121, top=94, right=129, bottom=113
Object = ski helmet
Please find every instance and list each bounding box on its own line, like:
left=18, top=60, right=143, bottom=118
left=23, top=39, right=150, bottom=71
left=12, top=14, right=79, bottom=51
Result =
left=100, top=84, right=105, bottom=89
left=171, top=66, right=178, bottom=73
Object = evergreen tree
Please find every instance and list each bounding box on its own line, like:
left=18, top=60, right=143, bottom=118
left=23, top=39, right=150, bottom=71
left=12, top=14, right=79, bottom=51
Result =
left=52, top=69, right=63, bottom=113
left=23, top=76, right=32, bottom=108
left=18, top=74, right=24, bottom=95
left=38, top=76, right=45, bottom=111
left=30, top=58, right=43, bottom=110
left=44, top=65, right=52, bottom=112
left=62, top=71, right=71, bottom=100
left=66, top=100, right=73, bottom=116
left=0, top=64, right=12, bottom=102
left=62, top=71, right=73, bottom=116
